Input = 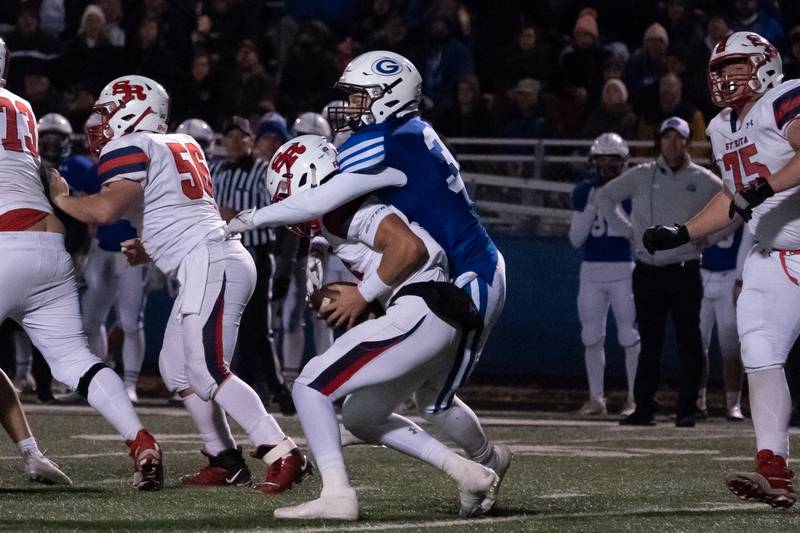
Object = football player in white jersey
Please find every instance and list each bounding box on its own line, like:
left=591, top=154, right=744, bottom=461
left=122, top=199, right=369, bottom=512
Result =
left=569, top=133, right=639, bottom=417
left=643, top=32, right=800, bottom=508
left=264, top=135, right=500, bottom=521
left=0, top=38, right=163, bottom=490
left=48, top=75, right=310, bottom=492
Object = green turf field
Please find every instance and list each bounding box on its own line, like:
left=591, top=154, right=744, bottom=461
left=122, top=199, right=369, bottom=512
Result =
left=2, top=403, right=800, bottom=532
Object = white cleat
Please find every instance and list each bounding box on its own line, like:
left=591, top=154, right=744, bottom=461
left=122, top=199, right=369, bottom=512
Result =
left=274, top=486, right=358, bottom=520
left=727, top=405, right=745, bottom=421
left=482, top=444, right=513, bottom=513
left=458, top=463, right=499, bottom=518
left=126, top=385, right=139, bottom=404
left=578, top=398, right=607, bottom=417
left=24, top=450, right=73, bottom=486
left=619, top=401, right=636, bottom=417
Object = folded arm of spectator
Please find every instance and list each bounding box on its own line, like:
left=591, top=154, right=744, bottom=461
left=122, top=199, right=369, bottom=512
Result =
left=595, top=173, right=637, bottom=241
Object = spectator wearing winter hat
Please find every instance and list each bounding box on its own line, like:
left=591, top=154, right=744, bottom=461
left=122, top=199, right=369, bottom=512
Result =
left=732, top=0, right=783, bottom=49
left=5, top=4, right=62, bottom=94
left=582, top=78, right=638, bottom=140
left=556, top=11, right=610, bottom=136
left=254, top=112, right=290, bottom=162
left=625, top=23, right=669, bottom=113
left=60, top=4, right=122, bottom=94
left=219, top=39, right=278, bottom=125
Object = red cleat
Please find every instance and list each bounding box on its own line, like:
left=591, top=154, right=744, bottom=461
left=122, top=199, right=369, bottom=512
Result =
left=126, top=429, right=163, bottom=491
left=181, top=447, right=252, bottom=486
left=251, top=437, right=312, bottom=494
left=727, top=449, right=796, bottom=508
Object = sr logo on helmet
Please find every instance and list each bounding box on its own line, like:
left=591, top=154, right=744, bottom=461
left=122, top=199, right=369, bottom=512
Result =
left=372, top=58, right=401, bottom=75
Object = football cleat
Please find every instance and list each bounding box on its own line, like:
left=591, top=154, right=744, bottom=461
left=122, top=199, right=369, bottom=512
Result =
left=274, top=486, right=359, bottom=520
left=619, top=401, right=636, bottom=417
left=126, top=429, right=163, bottom=491
left=180, top=447, right=252, bottom=486
left=727, top=405, right=745, bottom=421
left=482, top=444, right=513, bottom=513
left=578, top=398, right=607, bottom=417
left=458, top=462, right=500, bottom=518
left=252, top=437, right=312, bottom=494
left=727, top=449, right=796, bottom=508
left=126, top=384, right=139, bottom=404
left=24, top=449, right=72, bottom=486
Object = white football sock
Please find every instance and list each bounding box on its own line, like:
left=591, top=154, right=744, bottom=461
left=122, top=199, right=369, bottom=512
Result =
left=214, top=375, right=285, bottom=446
left=122, top=329, right=145, bottom=388
left=726, top=391, right=741, bottom=410
left=86, top=367, right=142, bottom=440
left=584, top=340, right=605, bottom=401
left=748, top=368, right=791, bottom=458
left=423, top=396, right=491, bottom=464
left=182, top=393, right=236, bottom=456
left=293, top=383, right=350, bottom=488
left=624, top=342, right=639, bottom=404
left=16, top=436, right=39, bottom=457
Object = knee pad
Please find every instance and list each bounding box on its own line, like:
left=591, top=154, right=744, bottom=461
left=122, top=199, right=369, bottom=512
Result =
left=580, top=321, right=605, bottom=347
left=187, top=366, right=218, bottom=401
left=77, top=363, right=110, bottom=398
left=158, top=352, right=189, bottom=394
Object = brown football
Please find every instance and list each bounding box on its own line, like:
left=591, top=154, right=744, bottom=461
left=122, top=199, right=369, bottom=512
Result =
left=309, top=282, right=384, bottom=325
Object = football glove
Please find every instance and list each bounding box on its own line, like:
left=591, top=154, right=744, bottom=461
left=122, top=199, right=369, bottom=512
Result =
left=642, top=224, right=690, bottom=254
left=306, top=254, right=324, bottom=298
left=225, top=208, right=256, bottom=237
left=729, top=177, right=774, bottom=222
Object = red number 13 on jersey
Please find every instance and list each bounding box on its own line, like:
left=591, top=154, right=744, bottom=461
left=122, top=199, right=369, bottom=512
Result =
left=167, top=142, right=212, bottom=199
left=722, top=144, right=769, bottom=191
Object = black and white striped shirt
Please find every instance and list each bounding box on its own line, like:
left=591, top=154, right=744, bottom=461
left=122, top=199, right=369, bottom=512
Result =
left=210, top=155, right=275, bottom=248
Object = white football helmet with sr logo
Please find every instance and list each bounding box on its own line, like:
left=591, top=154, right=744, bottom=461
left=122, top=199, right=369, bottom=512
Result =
left=266, top=134, right=339, bottom=236
left=707, top=31, right=783, bottom=108
left=86, top=75, right=169, bottom=154
left=328, top=50, right=421, bottom=132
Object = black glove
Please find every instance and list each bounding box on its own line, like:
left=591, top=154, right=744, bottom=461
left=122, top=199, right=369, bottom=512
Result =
left=728, top=177, right=774, bottom=222
left=642, top=224, right=690, bottom=254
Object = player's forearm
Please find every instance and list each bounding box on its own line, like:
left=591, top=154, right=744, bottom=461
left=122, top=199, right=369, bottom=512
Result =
left=685, top=190, right=734, bottom=240
left=53, top=194, right=124, bottom=225
left=766, top=151, right=800, bottom=194
left=376, top=237, right=428, bottom=288
left=251, top=167, right=407, bottom=228
left=595, top=188, right=633, bottom=240
left=568, top=211, right=593, bottom=249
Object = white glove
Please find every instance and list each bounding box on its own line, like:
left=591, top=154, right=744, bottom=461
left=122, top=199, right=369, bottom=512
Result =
left=306, top=254, right=324, bottom=297
left=225, top=208, right=255, bottom=237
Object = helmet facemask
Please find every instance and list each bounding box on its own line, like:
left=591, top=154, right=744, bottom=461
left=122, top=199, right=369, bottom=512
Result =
left=708, top=56, right=757, bottom=108
left=591, top=155, right=625, bottom=183
left=330, top=78, right=410, bottom=132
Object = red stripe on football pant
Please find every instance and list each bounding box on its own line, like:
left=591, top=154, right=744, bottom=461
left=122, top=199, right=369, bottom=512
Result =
left=319, top=337, right=406, bottom=396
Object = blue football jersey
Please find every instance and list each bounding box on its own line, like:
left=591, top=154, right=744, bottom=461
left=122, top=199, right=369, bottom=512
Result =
left=572, top=178, right=633, bottom=263
left=702, top=225, right=744, bottom=272
left=337, top=116, right=498, bottom=282
left=64, top=159, right=137, bottom=252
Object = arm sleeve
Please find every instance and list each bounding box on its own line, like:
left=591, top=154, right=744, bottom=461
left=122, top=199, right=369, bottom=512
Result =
left=568, top=210, right=594, bottom=249
left=98, top=144, right=149, bottom=187
left=595, top=171, right=638, bottom=240
left=251, top=166, right=407, bottom=228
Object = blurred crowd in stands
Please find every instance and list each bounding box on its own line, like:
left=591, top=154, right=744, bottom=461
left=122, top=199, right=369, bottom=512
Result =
left=2, top=0, right=800, bottom=146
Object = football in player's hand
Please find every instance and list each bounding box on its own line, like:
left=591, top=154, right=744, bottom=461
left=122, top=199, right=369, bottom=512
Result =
left=309, top=282, right=384, bottom=324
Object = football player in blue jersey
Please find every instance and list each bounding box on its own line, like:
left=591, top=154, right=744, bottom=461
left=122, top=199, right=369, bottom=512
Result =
left=697, top=223, right=749, bottom=421
left=569, top=133, right=639, bottom=418
left=227, top=50, right=511, bottom=487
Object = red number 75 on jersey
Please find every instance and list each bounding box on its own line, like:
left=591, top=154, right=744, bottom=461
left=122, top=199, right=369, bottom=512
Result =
left=167, top=142, right=212, bottom=199
left=722, top=144, right=769, bottom=191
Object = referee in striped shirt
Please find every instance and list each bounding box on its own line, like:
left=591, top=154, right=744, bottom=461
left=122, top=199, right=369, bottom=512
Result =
left=210, top=116, right=293, bottom=414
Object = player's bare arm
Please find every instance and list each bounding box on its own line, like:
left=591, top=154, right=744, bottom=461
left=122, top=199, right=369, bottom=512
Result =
left=325, top=213, right=428, bottom=330
left=226, top=167, right=407, bottom=235
left=49, top=169, right=143, bottom=225
left=121, top=238, right=150, bottom=266
left=730, top=120, right=800, bottom=217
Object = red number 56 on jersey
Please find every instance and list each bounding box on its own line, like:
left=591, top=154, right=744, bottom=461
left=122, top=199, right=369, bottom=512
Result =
left=167, top=142, right=212, bottom=199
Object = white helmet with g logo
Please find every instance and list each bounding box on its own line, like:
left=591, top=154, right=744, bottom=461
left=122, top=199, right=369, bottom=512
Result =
left=328, top=50, right=421, bottom=131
